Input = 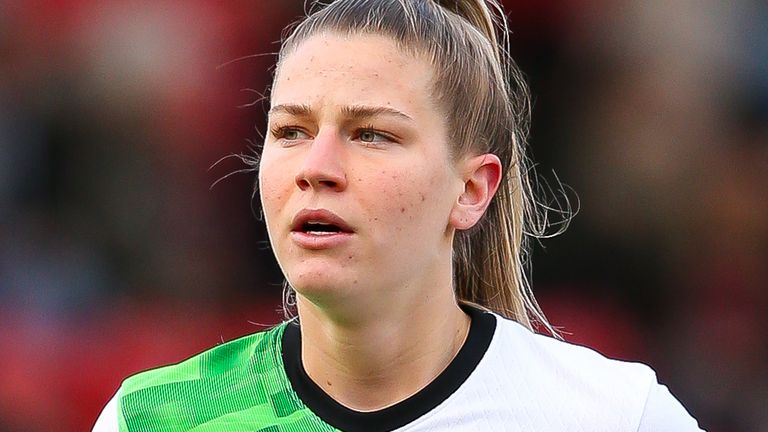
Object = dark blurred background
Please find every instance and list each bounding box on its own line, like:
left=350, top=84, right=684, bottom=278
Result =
left=1, top=1, right=766, bottom=431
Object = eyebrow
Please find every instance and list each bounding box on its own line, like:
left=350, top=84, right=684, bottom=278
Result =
left=269, top=103, right=414, bottom=122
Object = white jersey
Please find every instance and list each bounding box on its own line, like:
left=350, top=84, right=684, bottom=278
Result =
left=93, top=306, right=704, bottom=431
left=394, top=311, right=702, bottom=431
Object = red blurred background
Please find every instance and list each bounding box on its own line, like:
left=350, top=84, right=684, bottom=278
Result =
left=1, top=1, right=766, bottom=430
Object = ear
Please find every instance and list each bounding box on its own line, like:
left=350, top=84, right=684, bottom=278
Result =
left=449, top=153, right=502, bottom=230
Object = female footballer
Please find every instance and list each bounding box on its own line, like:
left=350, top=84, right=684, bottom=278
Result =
left=94, top=0, right=704, bottom=430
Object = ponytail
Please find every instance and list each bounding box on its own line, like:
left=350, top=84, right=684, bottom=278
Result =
left=433, top=0, right=500, bottom=59
left=430, top=0, right=569, bottom=335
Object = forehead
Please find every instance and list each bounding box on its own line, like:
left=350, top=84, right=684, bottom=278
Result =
left=271, top=33, right=437, bottom=115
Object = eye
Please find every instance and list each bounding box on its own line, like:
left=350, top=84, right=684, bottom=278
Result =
left=284, top=128, right=308, bottom=140
left=359, top=130, right=380, bottom=142
left=354, top=127, right=392, bottom=145
left=270, top=125, right=310, bottom=141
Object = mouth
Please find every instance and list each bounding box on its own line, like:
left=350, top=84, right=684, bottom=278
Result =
left=299, top=222, right=346, bottom=235
left=290, top=209, right=354, bottom=249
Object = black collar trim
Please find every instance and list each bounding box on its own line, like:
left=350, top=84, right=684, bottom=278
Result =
left=281, top=305, right=497, bottom=432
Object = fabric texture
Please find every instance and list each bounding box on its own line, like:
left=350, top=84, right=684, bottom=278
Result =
left=92, top=310, right=704, bottom=432
left=98, top=322, right=337, bottom=432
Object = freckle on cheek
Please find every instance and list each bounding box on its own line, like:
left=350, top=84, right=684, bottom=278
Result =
left=400, top=207, right=405, bottom=213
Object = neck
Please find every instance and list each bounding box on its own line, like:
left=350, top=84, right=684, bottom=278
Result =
left=296, top=288, right=470, bottom=412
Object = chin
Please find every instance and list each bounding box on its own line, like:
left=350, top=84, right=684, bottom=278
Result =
left=286, top=265, right=360, bottom=299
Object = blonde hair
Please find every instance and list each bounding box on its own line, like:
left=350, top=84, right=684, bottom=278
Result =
left=273, top=0, right=571, bottom=335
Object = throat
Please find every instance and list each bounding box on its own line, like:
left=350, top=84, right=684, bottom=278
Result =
left=295, top=305, right=472, bottom=412
left=281, top=304, right=497, bottom=431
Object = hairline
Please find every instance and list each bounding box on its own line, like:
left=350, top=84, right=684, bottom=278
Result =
left=276, top=29, right=473, bottom=161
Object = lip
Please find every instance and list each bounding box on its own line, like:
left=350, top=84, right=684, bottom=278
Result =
left=291, top=209, right=354, bottom=233
left=290, top=208, right=354, bottom=250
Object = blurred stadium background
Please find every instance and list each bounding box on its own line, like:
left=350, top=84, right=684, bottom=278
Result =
left=1, top=1, right=766, bottom=430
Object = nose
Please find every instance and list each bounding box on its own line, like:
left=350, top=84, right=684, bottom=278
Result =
left=294, top=130, right=348, bottom=192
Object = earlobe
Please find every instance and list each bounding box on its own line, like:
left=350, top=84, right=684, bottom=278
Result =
left=450, top=154, right=502, bottom=230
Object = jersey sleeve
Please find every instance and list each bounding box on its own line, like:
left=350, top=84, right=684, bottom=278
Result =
left=92, top=390, right=120, bottom=432
left=636, top=382, right=705, bottom=432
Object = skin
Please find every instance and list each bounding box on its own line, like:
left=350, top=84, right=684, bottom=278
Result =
left=259, top=33, right=501, bottom=411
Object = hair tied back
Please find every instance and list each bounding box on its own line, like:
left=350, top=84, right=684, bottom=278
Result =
left=431, top=0, right=504, bottom=61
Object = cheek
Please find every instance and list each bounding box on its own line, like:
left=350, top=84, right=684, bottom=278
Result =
left=258, top=156, right=292, bottom=219
left=359, top=167, right=447, bottom=231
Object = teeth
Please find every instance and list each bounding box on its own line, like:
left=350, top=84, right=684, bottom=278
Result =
left=301, top=220, right=342, bottom=234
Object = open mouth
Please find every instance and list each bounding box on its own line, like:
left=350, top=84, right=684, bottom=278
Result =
left=290, top=209, right=353, bottom=249
left=291, top=209, right=354, bottom=236
left=301, top=222, right=343, bottom=235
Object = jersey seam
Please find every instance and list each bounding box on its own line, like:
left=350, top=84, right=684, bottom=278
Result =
left=634, top=371, right=656, bottom=432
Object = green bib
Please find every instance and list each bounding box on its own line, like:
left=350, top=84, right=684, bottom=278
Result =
left=116, top=323, right=338, bottom=432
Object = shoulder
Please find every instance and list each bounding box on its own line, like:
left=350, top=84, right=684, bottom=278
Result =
left=491, top=314, right=657, bottom=390
left=121, top=322, right=286, bottom=396
left=92, top=323, right=292, bottom=432
left=464, top=313, right=703, bottom=430
left=636, top=380, right=704, bottom=431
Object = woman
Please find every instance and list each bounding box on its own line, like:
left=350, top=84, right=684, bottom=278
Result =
left=94, top=0, right=704, bottom=430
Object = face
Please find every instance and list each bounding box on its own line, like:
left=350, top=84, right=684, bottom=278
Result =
left=259, top=33, right=466, bottom=306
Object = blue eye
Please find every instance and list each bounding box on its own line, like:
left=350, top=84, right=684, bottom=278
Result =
left=270, top=126, right=310, bottom=141
left=359, top=130, right=380, bottom=142
left=283, top=129, right=306, bottom=140
left=356, top=127, right=391, bottom=145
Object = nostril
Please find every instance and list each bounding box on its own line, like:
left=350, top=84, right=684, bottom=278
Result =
left=295, top=176, right=311, bottom=190
left=295, top=172, right=347, bottom=191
